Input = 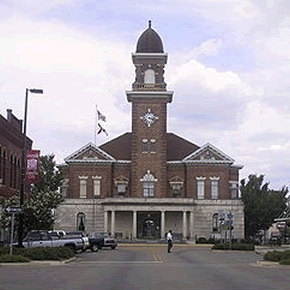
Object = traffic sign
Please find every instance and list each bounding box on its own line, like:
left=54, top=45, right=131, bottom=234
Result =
left=5, top=207, right=22, bottom=214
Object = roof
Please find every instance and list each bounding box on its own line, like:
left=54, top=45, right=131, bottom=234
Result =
left=99, top=132, right=200, bottom=161
left=136, top=21, right=164, bottom=53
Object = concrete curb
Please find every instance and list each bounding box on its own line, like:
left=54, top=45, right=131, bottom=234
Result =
left=252, top=260, right=290, bottom=269
left=118, top=243, right=213, bottom=247
left=0, top=257, right=77, bottom=267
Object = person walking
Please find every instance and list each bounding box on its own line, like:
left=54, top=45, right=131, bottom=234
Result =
left=166, top=230, right=173, bottom=253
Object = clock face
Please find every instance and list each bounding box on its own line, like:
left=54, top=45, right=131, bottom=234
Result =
left=141, top=109, right=158, bottom=127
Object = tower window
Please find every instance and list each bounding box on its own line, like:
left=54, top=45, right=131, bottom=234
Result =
left=142, top=139, right=157, bottom=153
left=143, top=181, right=155, bottom=197
left=140, top=170, right=157, bottom=198
left=144, top=69, right=155, bottom=84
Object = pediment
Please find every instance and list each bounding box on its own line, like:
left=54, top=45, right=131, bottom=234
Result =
left=183, top=143, right=234, bottom=164
left=64, top=142, right=115, bottom=162
left=169, top=176, right=184, bottom=183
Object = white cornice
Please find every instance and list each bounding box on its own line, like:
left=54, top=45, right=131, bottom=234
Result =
left=126, top=91, right=173, bottom=103
left=183, top=142, right=235, bottom=163
left=64, top=142, right=115, bottom=162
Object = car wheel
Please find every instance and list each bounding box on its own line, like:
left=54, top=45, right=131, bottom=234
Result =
left=91, top=244, right=99, bottom=252
left=111, top=246, right=116, bottom=250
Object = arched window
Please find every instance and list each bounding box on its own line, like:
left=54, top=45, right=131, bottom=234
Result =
left=10, top=155, right=13, bottom=188
left=76, top=212, right=86, bottom=231
left=212, top=213, right=219, bottom=232
left=144, top=69, right=155, bottom=84
left=140, top=170, right=157, bottom=197
left=0, top=146, right=2, bottom=182
left=2, top=150, right=6, bottom=185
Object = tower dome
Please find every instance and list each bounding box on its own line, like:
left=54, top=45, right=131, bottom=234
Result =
left=136, top=21, right=164, bottom=53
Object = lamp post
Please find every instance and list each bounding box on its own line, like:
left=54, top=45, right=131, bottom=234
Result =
left=18, top=88, right=43, bottom=247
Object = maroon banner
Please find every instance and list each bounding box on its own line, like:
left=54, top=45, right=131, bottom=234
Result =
left=25, top=150, right=40, bottom=184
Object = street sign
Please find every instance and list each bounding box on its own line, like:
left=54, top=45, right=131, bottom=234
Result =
left=5, top=207, right=22, bottom=214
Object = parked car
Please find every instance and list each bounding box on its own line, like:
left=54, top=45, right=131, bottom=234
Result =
left=20, top=230, right=84, bottom=253
left=88, top=233, right=117, bottom=252
left=49, top=230, right=90, bottom=252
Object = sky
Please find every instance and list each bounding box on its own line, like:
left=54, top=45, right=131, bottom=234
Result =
left=1, top=0, right=290, bottom=190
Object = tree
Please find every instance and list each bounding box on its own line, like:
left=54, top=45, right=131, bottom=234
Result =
left=241, top=174, right=288, bottom=238
left=23, top=154, right=64, bottom=232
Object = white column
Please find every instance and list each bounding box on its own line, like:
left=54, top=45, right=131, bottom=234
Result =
left=161, top=211, right=165, bottom=239
left=111, top=210, right=115, bottom=236
left=104, top=211, right=108, bottom=233
left=183, top=211, right=187, bottom=239
left=190, top=211, right=194, bottom=240
left=132, top=211, right=137, bottom=239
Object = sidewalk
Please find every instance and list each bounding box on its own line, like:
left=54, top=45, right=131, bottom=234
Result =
left=0, top=257, right=77, bottom=267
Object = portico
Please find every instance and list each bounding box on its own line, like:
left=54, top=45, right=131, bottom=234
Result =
left=102, top=198, right=195, bottom=240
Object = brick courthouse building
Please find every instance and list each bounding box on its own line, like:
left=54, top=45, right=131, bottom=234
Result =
left=55, top=23, right=244, bottom=241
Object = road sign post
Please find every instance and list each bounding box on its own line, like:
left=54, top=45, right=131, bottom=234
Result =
left=5, top=207, right=22, bottom=254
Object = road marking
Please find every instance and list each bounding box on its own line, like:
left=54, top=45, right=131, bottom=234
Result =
left=78, top=261, right=164, bottom=264
left=153, top=254, right=165, bottom=262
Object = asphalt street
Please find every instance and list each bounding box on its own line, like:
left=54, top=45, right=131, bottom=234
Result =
left=1, top=245, right=290, bottom=290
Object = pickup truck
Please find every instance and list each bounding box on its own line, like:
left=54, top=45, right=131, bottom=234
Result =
left=21, top=230, right=84, bottom=253
left=49, top=230, right=90, bottom=252
left=88, top=233, right=117, bottom=252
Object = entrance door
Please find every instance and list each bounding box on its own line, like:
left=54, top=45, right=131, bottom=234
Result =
left=138, top=212, right=160, bottom=239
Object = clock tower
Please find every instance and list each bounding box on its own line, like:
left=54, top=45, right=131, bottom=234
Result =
left=126, top=21, right=173, bottom=198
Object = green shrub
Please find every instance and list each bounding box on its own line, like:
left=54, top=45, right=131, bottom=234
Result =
left=0, top=246, right=10, bottom=255
left=279, top=258, right=290, bottom=265
left=8, top=246, right=74, bottom=261
left=212, top=243, right=254, bottom=251
left=212, top=243, right=229, bottom=250
left=264, top=250, right=284, bottom=262
left=232, top=243, right=254, bottom=251
left=0, top=254, right=30, bottom=263
left=281, top=250, right=290, bottom=261
left=196, top=237, right=208, bottom=244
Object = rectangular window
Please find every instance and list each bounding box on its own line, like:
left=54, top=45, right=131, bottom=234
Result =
left=230, top=182, right=239, bottom=199
left=211, top=180, right=219, bottom=199
left=79, top=177, right=88, bottom=198
left=60, top=178, right=69, bottom=197
left=172, top=183, right=182, bottom=197
left=93, top=179, right=101, bottom=197
left=197, top=180, right=205, bottom=199
left=117, top=183, right=126, bottom=194
left=231, top=188, right=238, bottom=199
left=143, top=181, right=154, bottom=197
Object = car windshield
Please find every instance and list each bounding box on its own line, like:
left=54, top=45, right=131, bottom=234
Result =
left=89, top=233, right=110, bottom=238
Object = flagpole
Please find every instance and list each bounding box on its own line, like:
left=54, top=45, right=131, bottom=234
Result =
left=94, top=105, right=98, bottom=145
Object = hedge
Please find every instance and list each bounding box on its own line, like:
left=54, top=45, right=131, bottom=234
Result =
left=264, top=250, right=290, bottom=265
left=212, top=243, right=254, bottom=251
left=0, top=254, right=30, bottom=263
left=0, top=246, right=74, bottom=261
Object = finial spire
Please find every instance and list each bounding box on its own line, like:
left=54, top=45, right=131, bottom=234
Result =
left=148, top=20, right=151, bottom=28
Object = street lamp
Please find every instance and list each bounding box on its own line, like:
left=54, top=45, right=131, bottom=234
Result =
left=18, top=88, right=43, bottom=247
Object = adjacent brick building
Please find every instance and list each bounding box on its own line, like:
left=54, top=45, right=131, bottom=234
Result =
left=0, top=109, right=32, bottom=198
left=55, top=22, right=244, bottom=240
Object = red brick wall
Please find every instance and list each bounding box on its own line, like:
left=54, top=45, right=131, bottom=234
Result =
left=131, top=98, right=168, bottom=198
left=0, top=111, right=32, bottom=198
